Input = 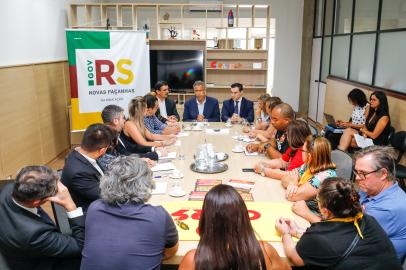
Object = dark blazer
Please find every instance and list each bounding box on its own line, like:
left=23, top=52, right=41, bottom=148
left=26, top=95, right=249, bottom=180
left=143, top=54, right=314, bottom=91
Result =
left=117, top=132, right=159, bottom=160
left=156, top=98, right=180, bottom=123
left=61, top=150, right=103, bottom=212
left=221, top=97, right=254, bottom=123
left=0, top=183, right=84, bottom=270
left=183, top=96, right=220, bottom=122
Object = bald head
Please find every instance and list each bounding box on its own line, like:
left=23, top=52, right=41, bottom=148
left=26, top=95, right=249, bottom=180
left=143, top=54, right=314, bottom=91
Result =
left=273, top=103, right=294, bottom=119
left=270, top=103, right=294, bottom=131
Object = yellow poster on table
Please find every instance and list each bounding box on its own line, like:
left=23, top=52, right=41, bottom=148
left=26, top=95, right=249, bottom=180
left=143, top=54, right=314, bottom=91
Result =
left=161, top=201, right=295, bottom=242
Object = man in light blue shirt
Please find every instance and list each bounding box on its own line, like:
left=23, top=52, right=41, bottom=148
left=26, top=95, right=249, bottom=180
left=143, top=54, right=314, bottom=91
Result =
left=354, top=146, right=406, bottom=261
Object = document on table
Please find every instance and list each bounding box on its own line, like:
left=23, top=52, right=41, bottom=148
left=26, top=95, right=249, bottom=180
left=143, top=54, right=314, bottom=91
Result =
left=354, top=134, right=374, bottom=148
left=159, top=152, right=177, bottom=160
left=205, top=128, right=230, bottom=135
left=151, top=181, right=167, bottom=195
left=151, top=162, right=176, bottom=172
left=244, top=148, right=258, bottom=156
left=176, top=132, right=189, bottom=137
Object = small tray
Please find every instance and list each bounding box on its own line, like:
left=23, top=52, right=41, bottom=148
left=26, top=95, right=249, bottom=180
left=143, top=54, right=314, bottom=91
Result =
left=190, top=163, right=228, bottom=174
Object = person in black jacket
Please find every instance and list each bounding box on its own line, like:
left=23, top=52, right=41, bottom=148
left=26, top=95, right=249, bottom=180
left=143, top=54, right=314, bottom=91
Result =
left=0, top=166, right=85, bottom=270
left=61, top=124, right=113, bottom=211
left=154, top=81, right=180, bottom=123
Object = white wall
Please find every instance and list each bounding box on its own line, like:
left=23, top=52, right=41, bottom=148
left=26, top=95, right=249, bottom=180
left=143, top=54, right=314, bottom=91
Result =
left=271, top=0, right=304, bottom=111
left=0, top=0, right=99, bottom=67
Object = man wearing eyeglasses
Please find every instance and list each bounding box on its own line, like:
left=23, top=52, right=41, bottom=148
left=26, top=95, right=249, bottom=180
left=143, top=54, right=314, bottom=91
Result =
left=353, top=146, right=406, bottom=261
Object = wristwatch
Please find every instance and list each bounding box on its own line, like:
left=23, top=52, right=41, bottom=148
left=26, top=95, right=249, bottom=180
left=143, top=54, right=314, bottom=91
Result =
left=263, top=143, right=272, bottom=151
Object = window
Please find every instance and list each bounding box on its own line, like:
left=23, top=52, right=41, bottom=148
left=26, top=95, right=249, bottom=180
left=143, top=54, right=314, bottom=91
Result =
left=334, top=0, right=353, bottom=34
left=331, top=36, right=350, bottom=78
left=353, top=0, right=379, bottom=32
left=349, top=34, right=375, bottom=85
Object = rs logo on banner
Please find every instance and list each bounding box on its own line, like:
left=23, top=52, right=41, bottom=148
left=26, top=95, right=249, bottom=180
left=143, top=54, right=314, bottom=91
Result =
left=87, top=59, right=134, bottom=86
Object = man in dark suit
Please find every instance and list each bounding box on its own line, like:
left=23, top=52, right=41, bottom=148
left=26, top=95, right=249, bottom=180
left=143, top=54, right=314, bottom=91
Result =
left=221, top=83, right=254, bottom=123
left=61, top=123, right=113, bottom=211
left=0, top=166, right=84, bottom=270
left=154, top=81, right=180, bottom=123
left=183, top=80, right=220, bottom=122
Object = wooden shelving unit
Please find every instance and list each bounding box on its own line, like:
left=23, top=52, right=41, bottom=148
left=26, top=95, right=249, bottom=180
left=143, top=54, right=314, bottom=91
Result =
left=70, top=3, right=271, bottom=100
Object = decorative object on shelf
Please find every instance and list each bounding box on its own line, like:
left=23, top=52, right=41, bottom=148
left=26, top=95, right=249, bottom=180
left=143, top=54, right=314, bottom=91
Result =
left=143, top=24, right=150, bottom=43
left=191, top=29, right=200, bottom=40
left=213, top=37, right=219, bottom=48
left=167, top=26, right=178, bottom=39
left=218, top=39, right=234, bottom=49
left=254, top=38, right=263, bottom=49
left=233, top=39, right=241, bottom=49
left=228, top=9, right=234, bottom=27
left=163, top=12, right=170, bottom=21
left=210, top=61, right=217, bottom=68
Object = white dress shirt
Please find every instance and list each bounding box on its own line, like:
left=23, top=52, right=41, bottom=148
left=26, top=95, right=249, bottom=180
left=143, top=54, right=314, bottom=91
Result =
left=12, top=198, right=83, bottom=218
left=197, top=98, right=206, bottom=115
left=158, top=97, right=168, bottom=118
left=77, top=149, right=104, bottom=176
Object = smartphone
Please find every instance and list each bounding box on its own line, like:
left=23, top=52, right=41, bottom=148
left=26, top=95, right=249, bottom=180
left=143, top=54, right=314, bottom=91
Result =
left=242, top=168, right=255, bottom=172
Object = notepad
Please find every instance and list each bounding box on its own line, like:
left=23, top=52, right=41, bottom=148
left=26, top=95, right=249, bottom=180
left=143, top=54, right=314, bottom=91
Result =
left=159, top=152, right=177, bottom=160
left=354, top=134, right=374, bottom=148
left=151, top=162, right=176, bottom=172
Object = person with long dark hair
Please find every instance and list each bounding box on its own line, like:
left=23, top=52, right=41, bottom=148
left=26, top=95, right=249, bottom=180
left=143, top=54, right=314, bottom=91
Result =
left=179, top=185, right=290, bottom=270
left=325, top=88, right=369, bottom=150
left=338, top=91, right=391, bottom=151
left=275, top=177, right=401, bottom=269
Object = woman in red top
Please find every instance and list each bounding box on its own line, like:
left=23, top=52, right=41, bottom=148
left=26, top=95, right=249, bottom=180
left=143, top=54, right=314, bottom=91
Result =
left=254, top=120, right=311, bottom=180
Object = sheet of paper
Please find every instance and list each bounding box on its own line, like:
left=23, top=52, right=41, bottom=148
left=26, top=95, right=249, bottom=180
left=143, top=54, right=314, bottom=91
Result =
left=176, top=132, right=189, bottom=137
left=159, top=152, right=177, bottom=160
left=244, top=148, right=258, bottom=156
left=151, top=181, right=167, bottom=195
left=354, top=134, right=374, bottom=148
left=151, top=162, right=176, bottom=172
left=174, top=140, right=181, bottom=146
left=205, top=128, right=230, bottom=135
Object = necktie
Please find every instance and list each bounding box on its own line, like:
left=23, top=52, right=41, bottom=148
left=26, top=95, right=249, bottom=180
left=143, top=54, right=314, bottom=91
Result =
left=234, top=101, right=239, bottom=115
left=37, top=206, right=55, bottom=225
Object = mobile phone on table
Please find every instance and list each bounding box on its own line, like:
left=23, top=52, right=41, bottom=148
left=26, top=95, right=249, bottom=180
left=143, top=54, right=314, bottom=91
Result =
left=242, top=168, right=255, bottom=172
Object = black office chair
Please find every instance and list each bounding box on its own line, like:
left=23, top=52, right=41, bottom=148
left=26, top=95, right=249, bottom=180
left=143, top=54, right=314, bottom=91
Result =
left=331, top=150, right=353, bottom=180
left=0, top=180, right=14, bottom=270
left=390, top=131, right=406, bottom=191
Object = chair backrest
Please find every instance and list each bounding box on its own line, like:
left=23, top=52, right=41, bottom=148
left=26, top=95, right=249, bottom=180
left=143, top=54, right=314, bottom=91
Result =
left=390, top=131, right=406, bottom=163
left=51, top=202, right=72, bottom=235
left=0, top=251, right=11, bottom=270
left=331, top=150, right=353, bottom=180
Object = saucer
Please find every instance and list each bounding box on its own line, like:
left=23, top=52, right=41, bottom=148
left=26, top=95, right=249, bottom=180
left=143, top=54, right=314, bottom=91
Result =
left=232, top=147, right=244, bottom=153
left=169, top=173, right=184, bottom=179
left=225, top=124, right=233, bottom=128
left=169, top=190, right=186, bottom=197
left=232, top=135, right=239, bottom=140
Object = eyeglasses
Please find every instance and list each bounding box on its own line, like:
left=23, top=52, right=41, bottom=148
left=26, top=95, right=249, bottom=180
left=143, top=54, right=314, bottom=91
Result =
left=353, top=168, right=382, bottom=180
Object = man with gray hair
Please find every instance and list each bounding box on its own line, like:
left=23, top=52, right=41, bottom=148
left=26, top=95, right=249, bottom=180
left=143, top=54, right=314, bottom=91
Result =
left=354, top=146, right=406, bottom=261
left=80, top=156, right=178, bottom=270
left=0, top=166, right=84, bottom=270
left=183, top=80, right=220, bottom=122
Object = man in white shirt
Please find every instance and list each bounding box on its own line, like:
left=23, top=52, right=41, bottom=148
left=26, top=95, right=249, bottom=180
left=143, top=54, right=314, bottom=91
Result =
left=0, top=166, right=84, bottom=270
left=61, top=124, right=113, bottom=211
left=154, top=81, right=180, bottom=123
left=183, top=81, right=220, bottom=122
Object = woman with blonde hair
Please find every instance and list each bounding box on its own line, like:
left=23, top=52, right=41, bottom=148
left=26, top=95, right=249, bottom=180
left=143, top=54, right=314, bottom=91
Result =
left=282, top=136, right=336, bottom=221
left=122, top=97, right=176, bottom=148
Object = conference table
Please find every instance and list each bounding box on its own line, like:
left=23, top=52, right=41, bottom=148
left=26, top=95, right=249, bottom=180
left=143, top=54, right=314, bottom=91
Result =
left=149, top=122, right=309, bottom=265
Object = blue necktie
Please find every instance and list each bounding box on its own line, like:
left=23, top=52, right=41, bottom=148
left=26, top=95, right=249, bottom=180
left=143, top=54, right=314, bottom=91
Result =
left=37, top=206, right=55, bottom=225
left=234, top=101, right=239, bottom=115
